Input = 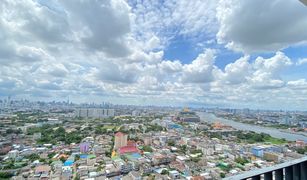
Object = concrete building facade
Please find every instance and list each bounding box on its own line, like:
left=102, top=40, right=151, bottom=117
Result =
left=114, top=132, right=128, bottom=150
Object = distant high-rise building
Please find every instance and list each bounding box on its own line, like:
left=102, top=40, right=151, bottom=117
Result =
left=283, top=113, right=291, bottom=125
left=79, top=108, right=88, bottom=117
left=243, top=108, right=250, bottom=115
left=75, top=108, right=115, bottom=118
left=114, top=132, right=127, bottom=150
left=106, top=109, right=115, bottom=117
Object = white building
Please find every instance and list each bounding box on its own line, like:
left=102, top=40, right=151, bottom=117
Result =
left=8, top=150, right=19, bottom=159
left=75, top=108, right=115, bottom=118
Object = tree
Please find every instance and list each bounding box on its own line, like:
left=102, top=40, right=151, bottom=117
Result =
left=75, top=154, right=80, bottom=161
left=220, top=172, right=226, bottom=178
left=6, top=128, right=22, bottom=134
left=65, top=132, right=82, bottom=144
left=138, top=125, right=143, bottom=132
left=105, top=146, right=113, bottom=157
left=297, top=148, right=306, bottom=154
left=60, top=156, right=66, bottom=163
left=190, top=149, right=202, bottom=154
left=74, top=174, right=80, bottom=180
left=0, top=172, right=14, bottom=179
left=191, top=157, right=200, bottom=162
left=26, top=154, right=40, bottom=161
left=48, top=152, right=56, bottom=159
left=39, top=158, right=46, bottom=163
left=161, top=169, right=168, bottom=175
left=55, top=127, right=65, bottom=135
left=167, top=140, right=175, bottom=146
left=142, top=146, right=153, bottom=152
left=4, top=160, right=15, bottom=169
left=235, top=157, right=249, bottom=165
left=180, top=145, right=187, bottom=153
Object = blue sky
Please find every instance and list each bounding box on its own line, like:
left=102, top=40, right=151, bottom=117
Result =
left=0, top=0, right=307, bottom=110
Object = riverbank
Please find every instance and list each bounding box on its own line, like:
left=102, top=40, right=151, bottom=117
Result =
left=197, top=112, right=307, bottom=142
left=216, top=114, right=307, bottom=138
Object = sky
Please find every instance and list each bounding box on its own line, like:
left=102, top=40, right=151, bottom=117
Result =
left=0, top=0, right=307, bottom=110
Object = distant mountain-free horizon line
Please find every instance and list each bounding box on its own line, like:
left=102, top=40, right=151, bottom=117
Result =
left=1, top=97, right=306, bottom=113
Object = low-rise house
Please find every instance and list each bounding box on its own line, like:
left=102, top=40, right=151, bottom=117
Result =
left=114, top=159, right=133, bottom=174
left=197, top=144, right=214, bottom=156
left=35, top=165, right=51, bottom=177
left=176, top=155, right=189, bottom=163
left=62, top=166, right=73, bottom=178
left=152, top=153, right=170, bottom=165
left=77, top=166, right=89, bottom=177
left=130, top=171, right=142, bottom=179
left=51, top=160, right=63, bottom=172
left=105, top=164, right=121, bottom=177
left=8, top=149, right=19, bottom=159
left=140, top=163, right=152, bottom=174
left=263, top=152, right=283, bottom=162
left=169, top=170, right=180, bottom=179
left=169, top=161, right=186, bottom=173
left=89, top=171, right=98, bottom=178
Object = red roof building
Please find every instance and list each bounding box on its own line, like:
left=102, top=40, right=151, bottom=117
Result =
left=118, top=146, right=139, bottom=154
left=127, top=140, right=136, bottom=147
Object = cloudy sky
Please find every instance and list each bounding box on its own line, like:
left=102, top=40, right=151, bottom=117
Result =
left=1, top=0, right=307, bottom=110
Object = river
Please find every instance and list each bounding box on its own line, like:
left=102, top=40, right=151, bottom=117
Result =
left=197, top=112, right=307, bottom=142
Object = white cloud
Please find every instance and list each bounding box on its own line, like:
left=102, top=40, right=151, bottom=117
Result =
left=217, top=0, right=307, bottom=53
left=221, top=56, right=251, bottom=84
left=129, top=0, right=218, bottom=50
left=288, top=79, right=307, bottom=89
left=181, top=49, right=217, bottom=83
left=248, top=52, right=292, bottom=89
left=0, top=0, right=133, bottom=65
left=158, top=60, right=183, bottom=74
left=0, top=0, right=307, bottom=110
left=16, top=46, right=51, bottom=62
left=296, top=58, right=307, bottom=65
left=35, top=63, right=69, bottom=78
left=60, top=0, right=132, bottom=57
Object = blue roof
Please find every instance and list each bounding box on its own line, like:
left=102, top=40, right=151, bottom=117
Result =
left=64, top=160, right=74, bottom=166
left=80, top=154, right=88, bottom=159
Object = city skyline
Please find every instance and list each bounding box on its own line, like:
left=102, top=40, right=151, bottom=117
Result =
left=2, top=97, right=307, bottom=113
left=1, top=0, right=307, bottom=110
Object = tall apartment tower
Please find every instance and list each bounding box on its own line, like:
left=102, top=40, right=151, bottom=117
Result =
left=75, top=108, right=115, bottom=118
left=114, top=132, right=127, bottom=150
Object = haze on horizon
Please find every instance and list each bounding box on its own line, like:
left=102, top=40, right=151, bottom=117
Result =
left=1, top=0, right=307, bottom=110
